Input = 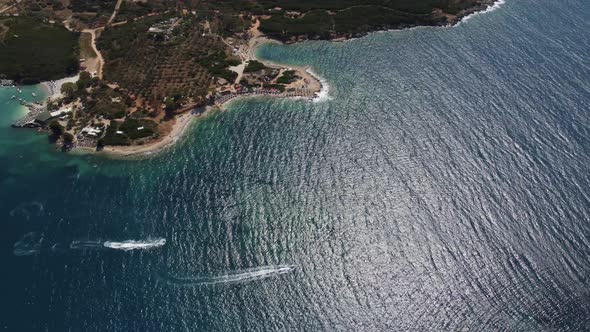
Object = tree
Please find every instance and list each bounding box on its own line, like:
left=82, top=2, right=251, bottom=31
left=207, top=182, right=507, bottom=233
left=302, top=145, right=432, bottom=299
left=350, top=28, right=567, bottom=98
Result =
left=60, top=82, right=77, bottom=98
left=48, top=119, right=64, bottom=142
left=62, top=132, right=74, bottom=147
left=164, top=97, right=179, bottom=119
left=46, top=100, right=58, bottom=111
left=49, top=120, right=64, bottom=137
left=77, top=71, right=93, bottom=89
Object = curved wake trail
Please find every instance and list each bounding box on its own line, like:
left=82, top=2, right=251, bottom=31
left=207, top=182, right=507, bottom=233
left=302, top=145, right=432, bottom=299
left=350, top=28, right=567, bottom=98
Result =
left=159, top=265, right=296, bottom=286
left=13, top=232, right=43, bottom=256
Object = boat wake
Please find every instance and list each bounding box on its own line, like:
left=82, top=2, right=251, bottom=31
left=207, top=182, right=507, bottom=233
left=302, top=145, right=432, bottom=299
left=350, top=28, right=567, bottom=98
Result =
left=13, top=232, right=43, bottom=256
left=458, top=0, right=506, bottom=25
left=70, top=239, right=166, bottom=251
left=159, top=265, right=296, bottom=286
left=9, top=201, right=45, bottom=220
left=69, top=240, right=104, bottom=250
left=14, top=236, right=166, bottom=255
left=103, top=239, right=166, bottom=251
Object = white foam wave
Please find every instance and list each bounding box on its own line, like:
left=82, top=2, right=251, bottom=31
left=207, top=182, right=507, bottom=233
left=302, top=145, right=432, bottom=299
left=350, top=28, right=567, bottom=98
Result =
left=306, top=68, right=333, bottom=103
left=161, top=265, right=296, bottom=286
left=103, top=238, right=166, bottom=251
left=459, top=0, right=506, bottom=25
left=13, top=232, right=43, bottom=256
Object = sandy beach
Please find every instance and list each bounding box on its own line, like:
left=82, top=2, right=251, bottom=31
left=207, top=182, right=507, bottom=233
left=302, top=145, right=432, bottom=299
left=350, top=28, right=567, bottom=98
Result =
left=41, top=75, right=80, bottom=100
left=74, top=108, right=215, bottom=158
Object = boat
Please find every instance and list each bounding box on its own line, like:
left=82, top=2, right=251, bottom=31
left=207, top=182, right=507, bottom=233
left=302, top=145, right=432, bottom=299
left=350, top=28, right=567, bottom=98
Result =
left=32, top=93, right=36, bottom=97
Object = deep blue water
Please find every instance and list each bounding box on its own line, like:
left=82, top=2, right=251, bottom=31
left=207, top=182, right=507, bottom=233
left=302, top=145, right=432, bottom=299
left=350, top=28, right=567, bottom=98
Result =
left=1, top=0, right=590, bottom=330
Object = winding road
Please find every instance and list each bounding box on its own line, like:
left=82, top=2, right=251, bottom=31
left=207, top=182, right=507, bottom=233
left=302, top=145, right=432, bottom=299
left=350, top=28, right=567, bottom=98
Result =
left=81, top=28, right=104, bottom=79
left=107, top=0, right=124, bottom=26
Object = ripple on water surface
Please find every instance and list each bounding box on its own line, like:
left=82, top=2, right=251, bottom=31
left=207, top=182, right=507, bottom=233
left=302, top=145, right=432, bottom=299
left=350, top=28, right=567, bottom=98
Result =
left=2, top=0, right=590, bottom=330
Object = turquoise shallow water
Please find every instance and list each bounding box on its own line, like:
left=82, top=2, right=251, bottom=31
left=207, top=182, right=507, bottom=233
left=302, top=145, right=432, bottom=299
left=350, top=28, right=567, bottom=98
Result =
left=2, top=0, right=590, bottom=330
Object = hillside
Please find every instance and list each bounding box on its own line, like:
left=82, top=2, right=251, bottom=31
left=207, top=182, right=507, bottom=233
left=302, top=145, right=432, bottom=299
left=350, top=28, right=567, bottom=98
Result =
left=0, top=17, right=79, bottom=83
left=256, top=0, right=496, bottom=41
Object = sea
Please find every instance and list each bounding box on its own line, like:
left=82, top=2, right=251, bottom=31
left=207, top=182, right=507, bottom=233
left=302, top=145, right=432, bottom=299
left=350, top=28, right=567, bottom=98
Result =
left=1, top=0, right=590, bottom=330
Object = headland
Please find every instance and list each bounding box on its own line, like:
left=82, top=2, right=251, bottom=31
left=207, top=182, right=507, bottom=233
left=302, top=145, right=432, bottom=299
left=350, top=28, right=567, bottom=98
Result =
left=1, top=0, right=503, bottom=158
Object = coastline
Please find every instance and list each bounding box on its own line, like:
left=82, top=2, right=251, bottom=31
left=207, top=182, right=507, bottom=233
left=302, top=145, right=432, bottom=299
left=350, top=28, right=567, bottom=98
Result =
left=336, top=0, right=505, bottom=43
left=456, top=0, right=505, bottom=25
left=73, top=108, right=210, bottom=159
left=78, top=23, right=327, bottom=159
left=40, top=75, right=80, bottom=100
left=77, top=53, right=327, bottom=159
left=40, top=0, right=503, bottom=159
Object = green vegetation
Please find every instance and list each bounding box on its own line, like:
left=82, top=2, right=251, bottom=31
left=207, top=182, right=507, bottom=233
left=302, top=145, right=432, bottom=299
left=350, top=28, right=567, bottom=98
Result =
left=100, top=118, right=157, bottom=146
left=164, top=95, right=182, bottom=119
left=61, top=82, right=77, bottom=98
left=119, top=118, right=157, bottom=139
left=48, top=119, right=64, bottom=141
left=62, top=132, right=74, bottom=145
left=257, top=0, right=487, bottom=40
left=76, top=71, right=93, bottom=89
left=333, top=6, right=429, bottom=34
left=68, top=0, right=117, bottom=14
left=244, top=60, right=268, bottom=73
left=256, top=0, right=469, bottom=14
left=5, top=0, right=490, bottom=152
left=100, top=122, right=129, bottom=146
left=82, top=84, right=129, bottom=119
left=67, top=0, right=116, bottom=26
left=0, top=18, right=79, bottom=82
left=98, top=15, right=231, bottom=105
left=260, top=10, right=333, bottom=40
left=198, top=50, right=238, bottom=83
left=277, top=70, right=299, bottom=84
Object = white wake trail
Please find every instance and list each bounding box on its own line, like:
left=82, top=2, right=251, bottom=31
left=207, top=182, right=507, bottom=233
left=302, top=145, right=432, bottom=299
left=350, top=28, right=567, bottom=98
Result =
left=103, top=238, right=166, bottom=251
left=160, top=265, right=296, bottom=286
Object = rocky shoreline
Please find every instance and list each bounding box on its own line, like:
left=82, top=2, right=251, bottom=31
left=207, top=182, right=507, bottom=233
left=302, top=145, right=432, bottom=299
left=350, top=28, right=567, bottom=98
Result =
left=266, top=0, right=501, bottom=44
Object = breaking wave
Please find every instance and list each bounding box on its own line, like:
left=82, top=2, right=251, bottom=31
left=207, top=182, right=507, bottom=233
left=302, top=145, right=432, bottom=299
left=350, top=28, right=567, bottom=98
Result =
left=103, top=239, right=166, bottom=251
left=307, top=68, right=333, bottom=103
left=459, top=0, right=506, bottom=25
left=159, top=265, right=296, bottom=286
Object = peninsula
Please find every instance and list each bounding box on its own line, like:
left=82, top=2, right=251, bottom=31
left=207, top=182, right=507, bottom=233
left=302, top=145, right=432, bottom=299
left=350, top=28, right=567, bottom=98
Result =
left=1, top=0, right=498, bottom=157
